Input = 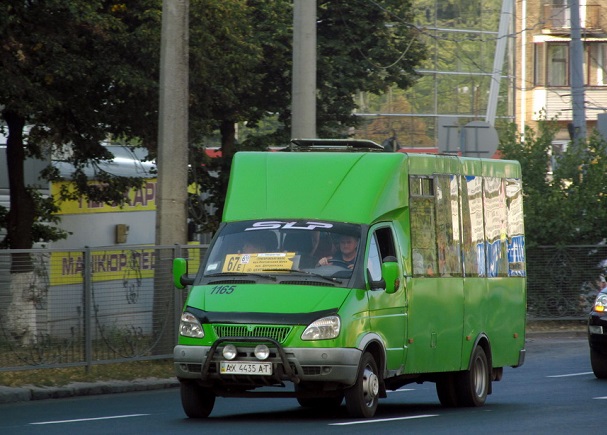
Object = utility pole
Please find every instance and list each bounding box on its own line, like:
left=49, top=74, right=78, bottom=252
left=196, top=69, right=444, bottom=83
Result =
left=570, top=0, right=586, bottom=143
left=156, top=0, right=189, bottom=246
left=155, top=0, right=189, bottom=354
left=291, top=0, right=317, bottom=139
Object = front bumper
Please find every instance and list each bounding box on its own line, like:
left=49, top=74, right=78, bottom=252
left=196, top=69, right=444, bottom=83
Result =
left=174, top=337, right=361, bottom=387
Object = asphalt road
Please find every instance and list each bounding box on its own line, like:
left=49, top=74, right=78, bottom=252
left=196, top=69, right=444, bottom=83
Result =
left=0, top=334, right=602, bottom=435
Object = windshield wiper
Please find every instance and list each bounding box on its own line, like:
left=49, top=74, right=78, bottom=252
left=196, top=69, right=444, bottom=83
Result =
left=205, top=272, right=277, bottom=282
left=263, top=269, right=343, bottom=284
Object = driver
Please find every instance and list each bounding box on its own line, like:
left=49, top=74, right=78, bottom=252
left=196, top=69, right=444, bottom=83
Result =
left=317, top=235, right=358, bottom=269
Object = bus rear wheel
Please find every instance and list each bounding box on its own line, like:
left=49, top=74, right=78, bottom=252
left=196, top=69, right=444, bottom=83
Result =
left=436, top=346, right=489, bottom=407
left=180, top=381, right=216, bottom=418
left=456, top=346, right=489, bottom=407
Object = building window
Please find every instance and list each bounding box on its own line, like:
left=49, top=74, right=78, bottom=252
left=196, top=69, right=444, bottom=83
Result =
left=589, top=43, right=607, bottom=86
left=547, top=44, right=569, bottom=86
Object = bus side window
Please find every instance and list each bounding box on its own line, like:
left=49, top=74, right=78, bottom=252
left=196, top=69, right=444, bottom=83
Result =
left=410, top=176, right=437, bottom=277
left=434, top=174, right=462, bottom=277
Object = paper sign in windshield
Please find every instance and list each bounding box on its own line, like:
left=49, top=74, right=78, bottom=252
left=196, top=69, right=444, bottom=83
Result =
left=222, top=253, right=296, bottom=273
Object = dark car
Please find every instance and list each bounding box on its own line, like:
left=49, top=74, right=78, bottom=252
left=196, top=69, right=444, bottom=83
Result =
left=588, top=288, right=607, bottom=378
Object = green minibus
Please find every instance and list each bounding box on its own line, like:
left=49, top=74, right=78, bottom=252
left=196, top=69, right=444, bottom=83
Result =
left=173, top=139, right=526, bottom=418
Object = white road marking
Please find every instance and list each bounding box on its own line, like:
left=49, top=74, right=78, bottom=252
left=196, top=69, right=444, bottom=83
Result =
left=387, top=388, right=415, bottom=393
left=593, top=396, right=607, bottom=400
left=546, top=371, right=593, bottom=378
left=329, top=414, right=438, bottom=426
left=30, top=414, right=150, bottom=425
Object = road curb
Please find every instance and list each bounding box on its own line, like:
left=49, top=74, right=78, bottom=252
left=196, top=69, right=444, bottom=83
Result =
left=526, top=330, right=587, bottom=339
left=0, top=377, right=179, bottom=404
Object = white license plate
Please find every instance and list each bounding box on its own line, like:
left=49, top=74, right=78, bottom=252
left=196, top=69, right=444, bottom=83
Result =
left=220, top=361, right=273, bottom=375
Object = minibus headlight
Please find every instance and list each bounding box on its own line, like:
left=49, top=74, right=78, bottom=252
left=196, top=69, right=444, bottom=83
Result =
left=594, top=293, right=607, bottom=313
left=179, top=312, right=204, bottom=338
left=301, top=315, right=340, bottom=340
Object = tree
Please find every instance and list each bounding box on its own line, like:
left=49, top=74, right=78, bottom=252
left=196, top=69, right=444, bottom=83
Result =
left=499, top=121, right=607, bottom=312
left=1, top=0, right=427, bottom=303
left=0, top=0, right=162, bottom=343
left=315, top=0, right=425, bottom=137
left=499, top=120, right=607, bottom=247
left=190, top=0, right=427, bottom=233
left=1, top=1, right=161, bottom=252
left=187, top=0, right=285, bottom=231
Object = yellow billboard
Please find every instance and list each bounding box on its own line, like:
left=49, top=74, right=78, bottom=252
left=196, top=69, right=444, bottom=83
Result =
left=50, top=246, right=201, bottom=286
left=52, top=179, right=157, bottom=215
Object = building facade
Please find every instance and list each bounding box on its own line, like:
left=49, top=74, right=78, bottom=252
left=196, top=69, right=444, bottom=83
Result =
left=515, top=0, right=607, bottom=146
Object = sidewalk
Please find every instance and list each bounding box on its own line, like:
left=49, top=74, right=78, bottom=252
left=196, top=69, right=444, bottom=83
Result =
left=0, top=321, right=588, bottom=405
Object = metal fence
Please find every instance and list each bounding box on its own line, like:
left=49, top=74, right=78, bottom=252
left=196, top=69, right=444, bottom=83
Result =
left=0, top=244, right=206, bottom=372
left=0, top=243, right=603, bottom=372
left=526, top=245, right=607, bottom=320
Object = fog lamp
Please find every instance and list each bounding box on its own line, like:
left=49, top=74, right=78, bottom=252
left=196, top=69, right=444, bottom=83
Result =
left=222, top=344, right=238, bottom=360
left=254, top=344, right=270, bottom=360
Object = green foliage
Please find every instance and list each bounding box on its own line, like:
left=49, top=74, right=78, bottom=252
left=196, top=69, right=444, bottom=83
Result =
left=0, top=1, right=161, bottom=248
left=314, top=0, right=426, bottom=137
left=1, top=0, right=428, bottom=242
left=187, top=0, right=427, bottom=233
left=0, top=188, right=69, bottom=248
left=551, top=131, right=607, bottom=244
left=499, top=120, right=607, bottom=247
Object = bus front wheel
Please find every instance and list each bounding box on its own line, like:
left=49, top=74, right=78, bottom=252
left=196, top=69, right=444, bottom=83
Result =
left=345, top=352, right=380, bottom=418
left=180, top=381, right=216, bottom=418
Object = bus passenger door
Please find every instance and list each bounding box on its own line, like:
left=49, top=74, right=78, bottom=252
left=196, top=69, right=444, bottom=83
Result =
left=366, top=225, right=407, bottom=371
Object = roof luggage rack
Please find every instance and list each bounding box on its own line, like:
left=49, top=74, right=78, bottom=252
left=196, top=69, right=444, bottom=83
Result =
left=288, top=138, right=384, bottom=152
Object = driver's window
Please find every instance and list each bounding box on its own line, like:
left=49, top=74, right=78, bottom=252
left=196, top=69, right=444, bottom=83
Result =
left=367, top=235, right=382, bottom=282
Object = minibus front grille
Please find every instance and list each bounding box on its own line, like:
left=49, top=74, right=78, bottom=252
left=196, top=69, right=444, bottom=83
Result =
left=213, top=324, right=292, bottom=343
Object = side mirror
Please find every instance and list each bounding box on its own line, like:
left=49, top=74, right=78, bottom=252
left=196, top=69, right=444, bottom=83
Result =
left=173, top=258, right=194, bottom=289
left=367, top=269, right=386, bottom=291
left=381, top=256, right=399, bottom=294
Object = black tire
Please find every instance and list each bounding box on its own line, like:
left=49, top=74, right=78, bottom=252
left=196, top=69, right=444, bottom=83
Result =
left=436, top=373, right=458, bottom=407
left=180, top=381, right=216, bottom=418
left=455, top=346, right=490, bottom=407
left=590, top=348, right=607, bottom=379
left=344, top=352, right=380, bottom=418
left=296, top=394, right=344, bottom=409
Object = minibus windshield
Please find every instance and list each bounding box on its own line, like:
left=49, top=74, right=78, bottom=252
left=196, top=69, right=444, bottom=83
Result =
left=203, top=220, right=362, bottom=278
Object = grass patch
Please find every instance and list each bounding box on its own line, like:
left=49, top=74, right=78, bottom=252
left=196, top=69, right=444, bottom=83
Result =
left=0, top=359, right=175, bottom=388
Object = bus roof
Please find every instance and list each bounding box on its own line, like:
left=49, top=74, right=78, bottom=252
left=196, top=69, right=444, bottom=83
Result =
left=222, top=151, right=521, bottom=225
